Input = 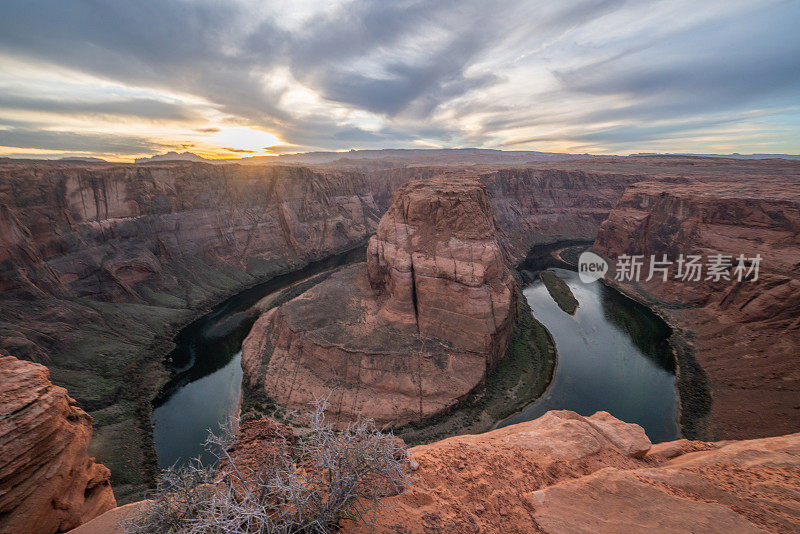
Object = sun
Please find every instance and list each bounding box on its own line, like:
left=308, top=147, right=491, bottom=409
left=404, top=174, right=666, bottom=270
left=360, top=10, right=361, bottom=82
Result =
left=203, top=126, right=281, bottom=157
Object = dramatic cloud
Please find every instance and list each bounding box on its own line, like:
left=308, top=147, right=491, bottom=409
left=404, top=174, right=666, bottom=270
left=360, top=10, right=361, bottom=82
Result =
left=0, top=0, right=797, bottom=160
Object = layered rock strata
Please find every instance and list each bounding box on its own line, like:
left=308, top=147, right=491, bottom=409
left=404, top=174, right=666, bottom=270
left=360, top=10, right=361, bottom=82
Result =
left=0, top=354, right=115, bottom=534
left=594, top=178, right=800, bottom=440
left=0, top=161, right=383, bottom=500
left=242, top=176, right=517, bottom=426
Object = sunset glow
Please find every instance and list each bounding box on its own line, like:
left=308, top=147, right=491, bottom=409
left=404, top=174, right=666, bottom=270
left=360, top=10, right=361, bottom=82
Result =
left=1, top=0, right=798, bottom=160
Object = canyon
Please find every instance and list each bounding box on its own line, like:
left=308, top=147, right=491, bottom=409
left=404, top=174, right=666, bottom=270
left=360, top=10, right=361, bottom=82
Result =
left=1, top=155, right=799, bottom=532
left=0, top=159, right=634, bottom=502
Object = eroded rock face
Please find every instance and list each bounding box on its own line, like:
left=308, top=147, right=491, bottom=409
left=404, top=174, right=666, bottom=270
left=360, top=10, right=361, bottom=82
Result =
left=242, top=176, right=516, bottom=426
left=343, top=410, right=800, bottom=533
left=480, top=168, right=641, bottom=262
left=366, top=177, right=516, bottom=356
left=594, top=179, right=800, bottom=440
left=0, top=354, right=115, bottom=534
left=66, top=410, right=800, bottom=533
left=0, top=161, right=384, bottom=500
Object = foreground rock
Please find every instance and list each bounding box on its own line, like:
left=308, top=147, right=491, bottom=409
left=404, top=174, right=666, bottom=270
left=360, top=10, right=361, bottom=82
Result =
left=242, top=176, right=516, bottom=426
left=594, top=176, right=800, bottom=440
left=0, top=354, right=115, bottom=534
left=344, top=410, right=800, bottom=533
left=79, top=410, right=800, bottom=533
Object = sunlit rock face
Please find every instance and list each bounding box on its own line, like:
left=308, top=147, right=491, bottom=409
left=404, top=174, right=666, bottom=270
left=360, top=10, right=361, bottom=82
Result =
left=343, top=410, right=800, bottom=533
left=242, top=175, right=517, bottom=427
left=0, top=354, right=116, bottom=534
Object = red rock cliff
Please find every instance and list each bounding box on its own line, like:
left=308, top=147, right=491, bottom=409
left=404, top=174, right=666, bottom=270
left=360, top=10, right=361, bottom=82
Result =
left=0, top=354, right=115, bottom=534
left=366, top=177, right=516, bottom=357
left=594, top=178, right=800, bottom=440
left=242, top=176, right=517, bottom=426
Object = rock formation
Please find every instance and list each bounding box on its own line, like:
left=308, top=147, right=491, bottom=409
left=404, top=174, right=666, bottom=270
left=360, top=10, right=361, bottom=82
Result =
left=594, top=177, right=800, bottom=440
left=74, top=410, right=800, bottom=533
left=0, top=161, right=384, bottom=500
left=344, top=410, right=800, bottom=533
left=242, top=176, right=517, bottom=426
left=0, top=354, right=115, bottom=534
left=366, top=177, right=516, bottom=356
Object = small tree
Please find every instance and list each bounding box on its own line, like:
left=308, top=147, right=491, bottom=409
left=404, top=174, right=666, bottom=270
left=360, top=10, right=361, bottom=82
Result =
left=122, top=395, right=410, bottom=533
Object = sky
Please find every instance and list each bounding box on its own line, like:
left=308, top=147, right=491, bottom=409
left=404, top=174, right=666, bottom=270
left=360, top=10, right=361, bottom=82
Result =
left=1, top=0, right=799, bottom=161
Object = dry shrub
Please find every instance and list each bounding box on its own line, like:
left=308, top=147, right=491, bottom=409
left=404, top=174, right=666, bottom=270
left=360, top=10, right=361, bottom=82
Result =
left=122, top=395, right=410, bottom=533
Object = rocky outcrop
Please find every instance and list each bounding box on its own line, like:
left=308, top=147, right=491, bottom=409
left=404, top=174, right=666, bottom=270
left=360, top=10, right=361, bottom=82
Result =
left=594, top=178, right=800, bottom=440
left=344, top=410, right=800, bottom=533
left=366, top=177, right=516, bottom=356
left=0, top=354, right=115, bottom=534
left=242, top=176, right=517, bottom=427
left=81, top=409, right=800, bottom=533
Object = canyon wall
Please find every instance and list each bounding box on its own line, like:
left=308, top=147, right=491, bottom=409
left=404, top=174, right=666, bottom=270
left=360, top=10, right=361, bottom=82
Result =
left=0, top=354, right=115, bottom=534
left=242, top=176, right=517, bottom=427
left=479, top=168, right=640, bottom=261
left=594, top=178, right=800, bottom=439
left=0, top=161, right=384, bottom=501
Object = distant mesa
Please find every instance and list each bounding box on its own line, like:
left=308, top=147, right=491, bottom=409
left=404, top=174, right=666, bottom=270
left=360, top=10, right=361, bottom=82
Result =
left=118, top=148, right=800, bottom=167
left=133, top=151, right=210, bottom=163
left=58, top=156, right=108, bottom=163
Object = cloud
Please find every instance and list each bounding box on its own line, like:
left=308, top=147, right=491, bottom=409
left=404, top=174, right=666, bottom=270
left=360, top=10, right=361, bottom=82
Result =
left=0, top=127, right=169, bottom=155
left=0, top=94, right=202, bottom=121
left=0, top=0, right=798, bottom=156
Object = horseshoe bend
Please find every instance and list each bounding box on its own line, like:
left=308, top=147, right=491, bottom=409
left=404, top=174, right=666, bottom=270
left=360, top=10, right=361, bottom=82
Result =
left=1, top=155, right=799, bottom=532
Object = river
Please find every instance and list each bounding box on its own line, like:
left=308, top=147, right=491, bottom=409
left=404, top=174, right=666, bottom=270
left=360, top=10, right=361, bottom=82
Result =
left=152, top=256, right=679, bottom=468
left=499, top=268, right=680, bottom=442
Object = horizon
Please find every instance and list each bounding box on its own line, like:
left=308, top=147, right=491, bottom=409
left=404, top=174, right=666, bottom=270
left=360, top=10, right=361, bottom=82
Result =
left=5, top=146, right=800, bottom=165
left=1, top=1, right=799, bottom=161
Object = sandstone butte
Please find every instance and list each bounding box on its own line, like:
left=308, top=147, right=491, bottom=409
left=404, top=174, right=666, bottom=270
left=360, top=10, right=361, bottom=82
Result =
left=72, top=410, right=800, bottom=534
left=241, top=176, right=518, bottom=426
left=593, top=176, right=800, bottom=440
left=0, top=354, right=115, bottom=534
